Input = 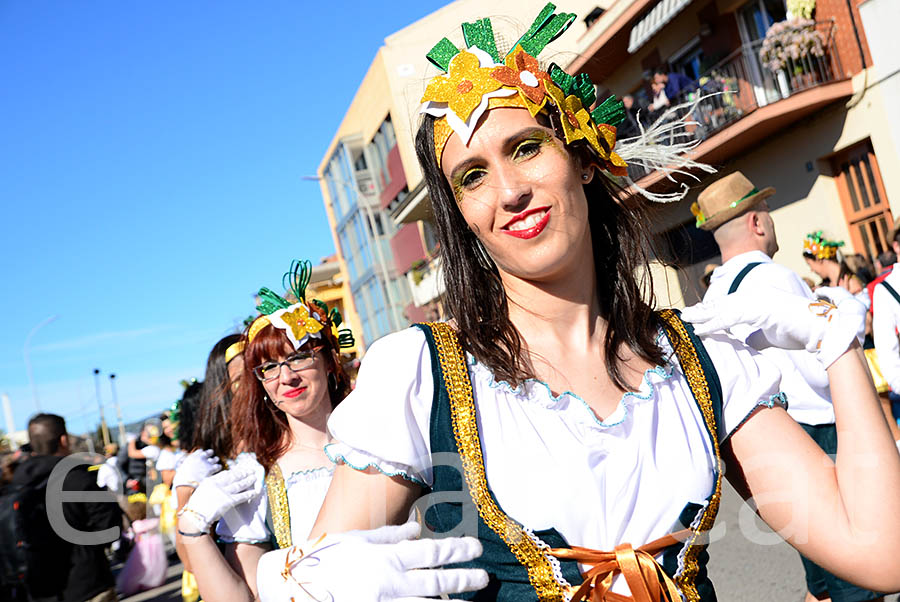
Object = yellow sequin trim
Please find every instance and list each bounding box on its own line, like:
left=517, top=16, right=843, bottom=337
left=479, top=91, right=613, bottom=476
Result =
left=426, top=322, right=568, bottom=601
left=265, top=463, right=292, bottom=549
left=659, top=309, right=722, bottom=602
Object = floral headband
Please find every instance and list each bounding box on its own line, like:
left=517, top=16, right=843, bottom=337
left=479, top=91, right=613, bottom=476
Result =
left=420, top=4, right=626, bottom=176
left=418, top=3, right=716, bottom=202
left=803, top=231, right=844, bottom=260
left=247, top=260, right=354, bottom=352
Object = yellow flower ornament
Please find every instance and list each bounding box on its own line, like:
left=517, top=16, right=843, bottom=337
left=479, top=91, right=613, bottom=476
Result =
left=268, top=303, right=325, bottom=350
left=420, top=48, right=516, bottom=146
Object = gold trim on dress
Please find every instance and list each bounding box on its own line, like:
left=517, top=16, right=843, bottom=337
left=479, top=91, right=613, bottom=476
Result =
left=427, top=322, right=569, bottom=601
left=265, top=463, right=292, bottom=549
left=658, top=309, right=722, bottom=602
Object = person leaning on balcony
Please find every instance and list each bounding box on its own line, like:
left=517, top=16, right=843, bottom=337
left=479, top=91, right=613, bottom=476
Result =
left=695, top=172, right=889, bottom=602
left=250, top=5, right=900, bottom=601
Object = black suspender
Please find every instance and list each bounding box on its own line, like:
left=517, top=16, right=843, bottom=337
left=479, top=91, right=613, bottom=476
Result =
left=881, top=280, right=900, bottom=306
left=727, top=262, right=762, bottom=295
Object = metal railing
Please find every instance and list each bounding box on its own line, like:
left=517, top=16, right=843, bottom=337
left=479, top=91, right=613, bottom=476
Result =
left=626, top=20, right=842, bottom=182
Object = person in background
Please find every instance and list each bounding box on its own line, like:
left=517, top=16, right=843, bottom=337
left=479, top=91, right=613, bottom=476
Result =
left=803, top=232, right=864, bottom=291
left=176, top=260, right=355, bottom=602
left=871, top=226, right=900, bottom=448
left=12, top=414, right=121, bottom=602
left=95, top=443, right=122, bottom=495
left=696, top=172, right=884, bottom=602
left=616, top=94, right=642, bottom=139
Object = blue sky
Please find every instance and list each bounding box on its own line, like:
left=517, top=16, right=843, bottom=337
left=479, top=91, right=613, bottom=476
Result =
left=0, top=0, right=446, bottom=436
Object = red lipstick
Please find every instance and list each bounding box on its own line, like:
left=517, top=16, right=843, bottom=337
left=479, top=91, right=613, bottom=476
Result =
left=282, top=387, right=307, bottom=399
left=501, top=206, right=550, bottom=240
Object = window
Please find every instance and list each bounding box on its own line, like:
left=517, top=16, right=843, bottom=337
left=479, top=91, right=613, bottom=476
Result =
left=831, top=139, right=893, bottom=260
left=670, top=38, right=704, bottom=82
left=738, top=0, right=787, bottom=42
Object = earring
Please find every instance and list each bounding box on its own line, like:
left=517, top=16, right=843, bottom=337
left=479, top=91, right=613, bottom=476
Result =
left=582, top=173, right=590, bottom=181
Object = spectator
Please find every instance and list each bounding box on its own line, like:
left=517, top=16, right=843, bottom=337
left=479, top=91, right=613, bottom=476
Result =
left=95, top=443, right=122, bottom=496
left=653, top=68, right=697, bottom=103
left=617, top=94, right=642, bottom=139
left=11, top=414, right=121, bottom=602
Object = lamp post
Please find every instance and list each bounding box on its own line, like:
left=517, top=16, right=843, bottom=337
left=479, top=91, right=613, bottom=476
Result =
left=109, top=374, right=126, bottom=444
left=23, top=314, right=59, bottom=412
left=92, top=369, right=111, bottom=447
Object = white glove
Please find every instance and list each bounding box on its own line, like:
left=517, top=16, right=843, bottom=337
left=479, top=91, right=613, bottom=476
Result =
left=172, top=449, right=221, bottom=490
left=681, top=289, right=866, bottom=368
left=256, top=520, right=488, bottom=601
left=180, top=461, right=264, bottom=532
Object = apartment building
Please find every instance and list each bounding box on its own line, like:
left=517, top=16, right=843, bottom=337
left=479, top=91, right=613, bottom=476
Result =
left=569, top=0, right=898, bottom=305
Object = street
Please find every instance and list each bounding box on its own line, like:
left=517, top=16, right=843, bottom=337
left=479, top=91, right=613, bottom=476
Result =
left=122, top=483, right=900, bottom=601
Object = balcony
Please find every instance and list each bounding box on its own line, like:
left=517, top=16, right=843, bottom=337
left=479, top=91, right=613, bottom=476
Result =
left=625, top=20, right=852, bottom=188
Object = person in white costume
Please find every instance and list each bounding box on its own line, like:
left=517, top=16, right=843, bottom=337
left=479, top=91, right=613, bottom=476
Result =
left=696, top=171, right=885, bottom=602
left=175, top=261, right=363, bottom=602
left=871, top=225, right=900, bottom=449
left=254, top=5, right=899, bottom=601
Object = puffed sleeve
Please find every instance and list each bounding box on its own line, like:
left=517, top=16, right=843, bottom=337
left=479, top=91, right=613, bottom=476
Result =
left=698, top=332, right=787, bottom=441
left=326, top=327, right=434, bottom=486
left=215, top=455, right=271, bottom=545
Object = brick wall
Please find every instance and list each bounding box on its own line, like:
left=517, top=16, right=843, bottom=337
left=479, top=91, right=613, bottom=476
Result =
left=816, top=0, right=872, bottom=77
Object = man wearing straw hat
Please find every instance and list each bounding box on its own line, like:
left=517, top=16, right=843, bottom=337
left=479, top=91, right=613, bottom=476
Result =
left=696, top=171, right=881, bottom=602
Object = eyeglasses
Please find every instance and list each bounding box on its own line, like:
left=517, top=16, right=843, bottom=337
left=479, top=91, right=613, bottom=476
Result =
left=253, top=347, right=322, bottom=382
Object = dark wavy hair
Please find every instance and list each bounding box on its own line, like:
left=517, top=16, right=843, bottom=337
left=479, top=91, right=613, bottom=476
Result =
left=231, top=311, right=351, bottom=472
left=191, top=334, right=241, bottom=458
left=414, top=112, right=664, bottom=391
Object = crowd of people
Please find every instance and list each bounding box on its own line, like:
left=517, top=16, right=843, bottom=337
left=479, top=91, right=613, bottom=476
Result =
left=3, top=4, right=900, bottom=602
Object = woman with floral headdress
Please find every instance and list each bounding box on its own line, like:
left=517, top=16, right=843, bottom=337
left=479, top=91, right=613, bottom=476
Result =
left=255, top=5, right=900, bottom=601
left=175, top=260, right=354, bottom=602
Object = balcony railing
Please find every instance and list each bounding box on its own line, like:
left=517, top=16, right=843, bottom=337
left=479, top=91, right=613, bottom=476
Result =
left=626, top=20, right=842, bottom=183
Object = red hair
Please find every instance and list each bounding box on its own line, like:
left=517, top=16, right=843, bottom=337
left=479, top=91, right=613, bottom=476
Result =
left=230, top=307, right=351, bottom=472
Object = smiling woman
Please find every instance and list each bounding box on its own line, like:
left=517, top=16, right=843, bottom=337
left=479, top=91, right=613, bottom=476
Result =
left=173, top=259, right=354, bottom=602
left=253, top=4, right=900, bottom=602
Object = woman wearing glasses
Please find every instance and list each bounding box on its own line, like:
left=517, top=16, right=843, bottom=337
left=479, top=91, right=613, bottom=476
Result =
left=176, top=260, right=353, bottom=602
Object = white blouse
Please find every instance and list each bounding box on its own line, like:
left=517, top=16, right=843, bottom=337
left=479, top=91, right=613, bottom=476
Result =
left=326, top=325, right=785, bottom=595
left=216, top=458, right=334, bottom=547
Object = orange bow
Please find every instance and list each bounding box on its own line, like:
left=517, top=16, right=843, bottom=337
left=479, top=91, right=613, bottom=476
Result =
left=550, top=529, right=691, bottom=602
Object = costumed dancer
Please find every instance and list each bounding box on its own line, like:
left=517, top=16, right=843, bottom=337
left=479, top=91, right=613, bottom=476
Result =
left=695, top=173, right=886, bottom=602
left=871, top=225, right=900, bottom=449
left=172, top=336, right=239, bottom=602
left=175, top=260, right=356, bottom=602
left=253, top=4, right=900, bottom=601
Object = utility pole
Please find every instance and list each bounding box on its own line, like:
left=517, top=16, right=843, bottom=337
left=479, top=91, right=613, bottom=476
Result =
left=24, top=314, right=59, bottom=412
left=2, top=394, right=17, bottom=450
left=109, top=374, right=126, bottom=444
left=92, top=369, right=111, bottom=447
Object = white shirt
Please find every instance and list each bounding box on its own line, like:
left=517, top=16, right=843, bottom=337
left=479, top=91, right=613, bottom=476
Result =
left=704, top=251, right=835, bottom=426
left=325, top=325, right=783, bottom=596
left=140, top=444, right=160, bottom=462
left=96, top=456, right=121, bottom=493
left=216, top=456, right=334, bottom=546
left=155, top=448, right=179, bottom=472
left=872, top=264, right=900, bottom=393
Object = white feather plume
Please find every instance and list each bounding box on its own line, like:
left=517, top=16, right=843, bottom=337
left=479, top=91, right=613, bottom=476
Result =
left=613, top=94, right=718, bottom=203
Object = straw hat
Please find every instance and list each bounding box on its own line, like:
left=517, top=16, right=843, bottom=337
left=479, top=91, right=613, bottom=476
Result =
left=692, top=172, right=775, bottom=231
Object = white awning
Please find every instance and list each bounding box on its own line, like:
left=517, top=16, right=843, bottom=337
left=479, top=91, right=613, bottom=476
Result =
left=628, top=0, right=693, bottom=54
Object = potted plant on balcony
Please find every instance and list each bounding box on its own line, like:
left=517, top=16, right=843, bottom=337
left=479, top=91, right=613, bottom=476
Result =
left=759, top=18, right=826, bottom=94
